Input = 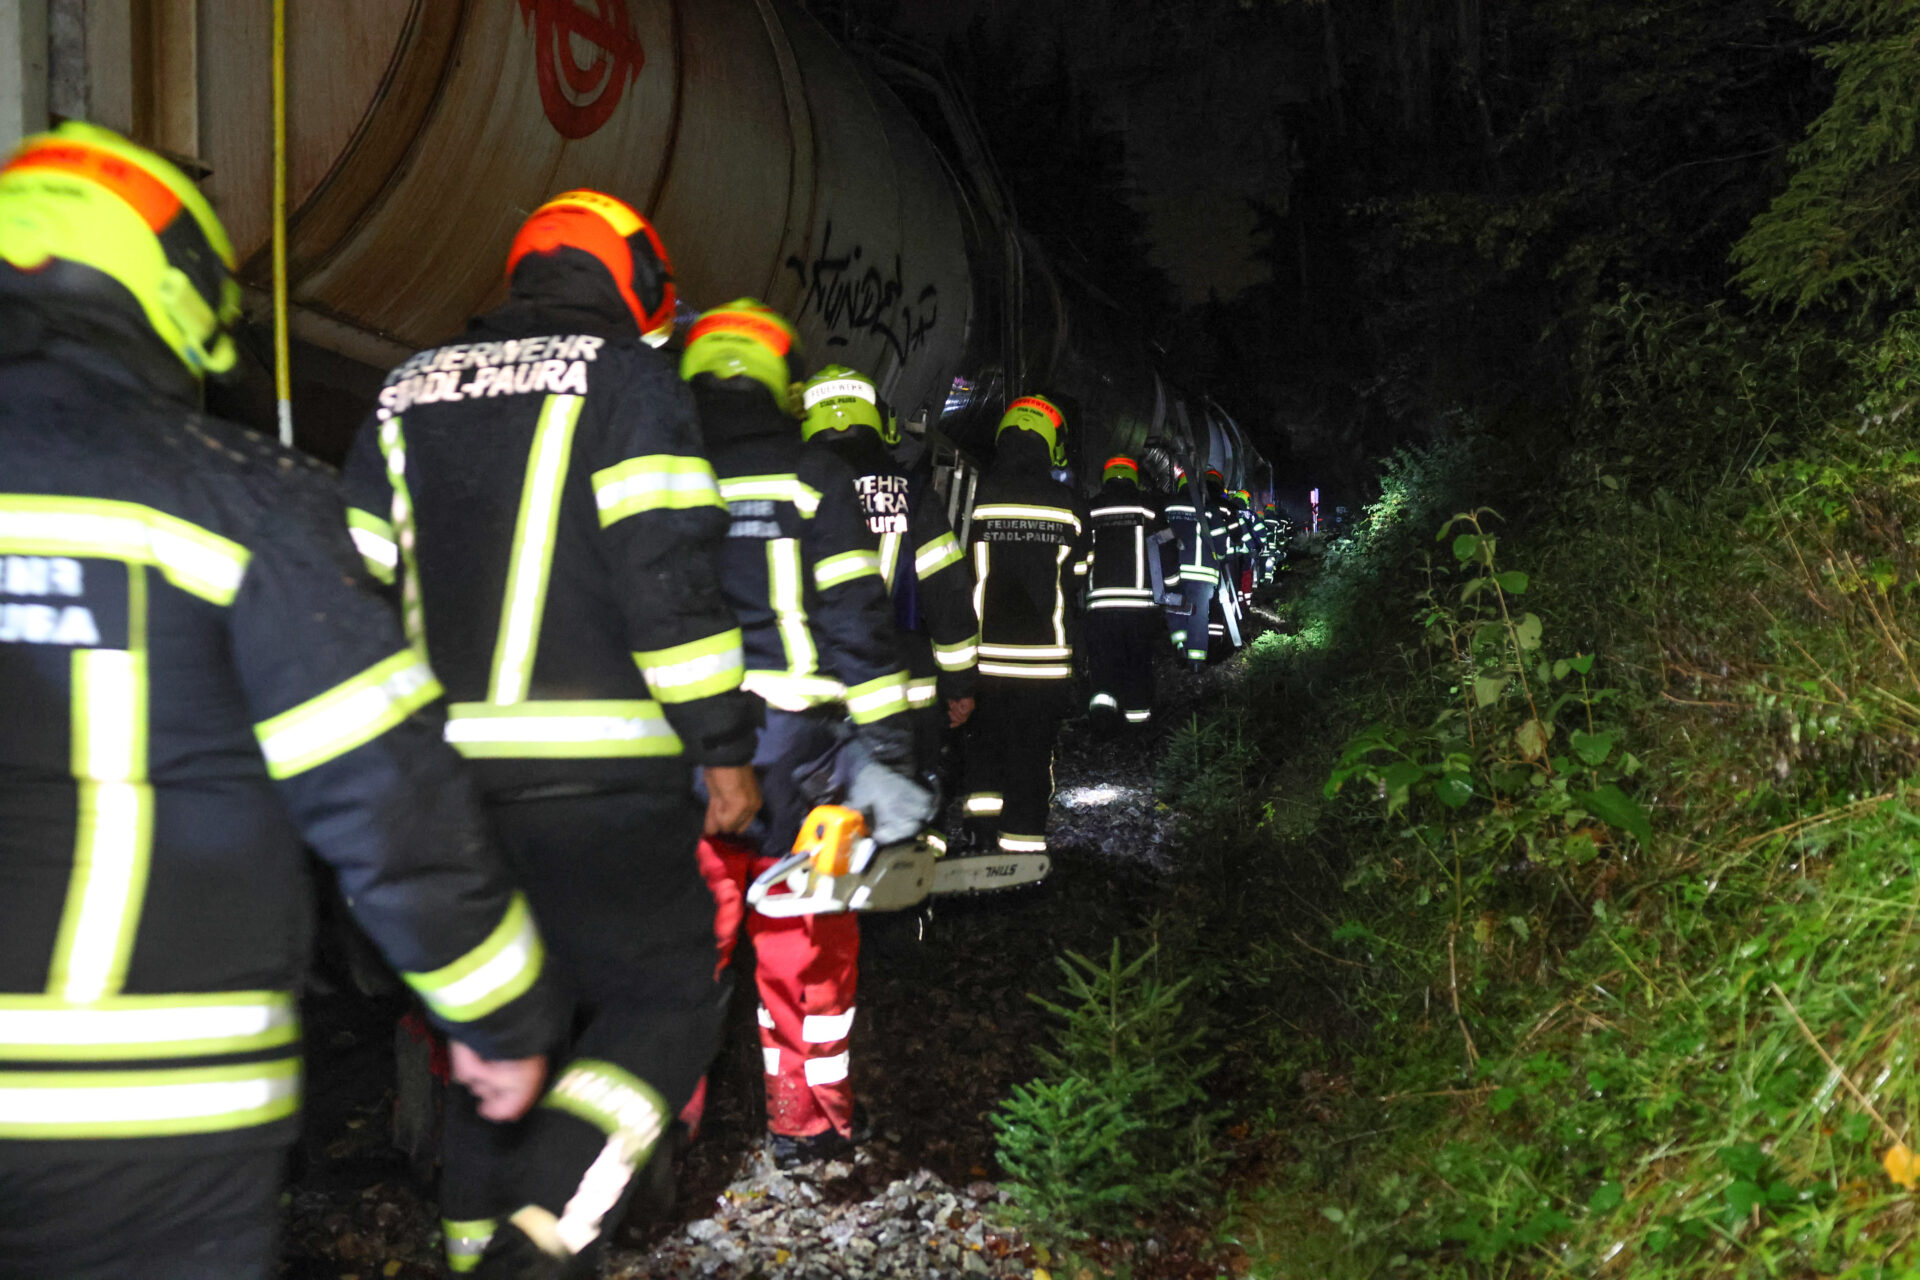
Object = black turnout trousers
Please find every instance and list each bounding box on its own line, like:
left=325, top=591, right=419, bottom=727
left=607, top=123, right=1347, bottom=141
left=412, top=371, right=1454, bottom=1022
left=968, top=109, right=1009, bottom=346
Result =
left=0, top=1146, right=283, bottom=1280
left=962, top=676, right=1070, bottom=853
left=439, top=786, right=727, bottom=1257
left=1085, top=609, right=1160, bottom=724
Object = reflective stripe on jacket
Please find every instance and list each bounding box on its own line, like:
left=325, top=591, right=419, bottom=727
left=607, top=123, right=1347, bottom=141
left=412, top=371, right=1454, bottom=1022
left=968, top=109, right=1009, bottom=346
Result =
left=692, top=381, right=912, bottom=764
left=2, top=344, right=556, bottom=1147
left=968, top=435, right=1090, bottom=681
left=343, top=317, right=759, bottom=796
left=807, top=429, right=978, bottom=701
left=1087, top=476, right=1175, bottom=612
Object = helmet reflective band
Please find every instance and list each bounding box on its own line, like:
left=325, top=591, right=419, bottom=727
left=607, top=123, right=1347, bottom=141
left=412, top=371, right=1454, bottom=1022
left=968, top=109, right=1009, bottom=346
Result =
left=1103, top=455, right=1139, bottom=482
left=801, top=364, right=889, bottom=441
left=802, top=378, right=875, bottom=410
left=0, top=123, right=240, bottom=378
left=680, top=299, right=802, bottom=411
left=507, top=189, right=676, bottom=344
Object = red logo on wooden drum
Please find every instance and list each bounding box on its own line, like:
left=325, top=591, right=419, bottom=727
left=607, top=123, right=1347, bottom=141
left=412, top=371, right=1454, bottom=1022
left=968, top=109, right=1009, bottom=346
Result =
left=516, top=0, right=645, bottom=140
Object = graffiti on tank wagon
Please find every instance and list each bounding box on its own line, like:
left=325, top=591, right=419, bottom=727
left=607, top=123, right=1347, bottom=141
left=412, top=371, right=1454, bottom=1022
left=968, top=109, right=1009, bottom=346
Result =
left=785, top=222, right=940, bottom=364
left=517, top=0, right=645, bottom=140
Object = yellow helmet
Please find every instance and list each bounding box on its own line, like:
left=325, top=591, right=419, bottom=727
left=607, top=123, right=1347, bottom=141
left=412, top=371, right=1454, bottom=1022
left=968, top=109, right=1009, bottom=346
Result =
left=679, top=299, right=803, bottom=414
left=0, top=122, right=240, bottom=379
left=801, top=364, right=898, bottom=443
left=996, top=394, right=1068, bottom=466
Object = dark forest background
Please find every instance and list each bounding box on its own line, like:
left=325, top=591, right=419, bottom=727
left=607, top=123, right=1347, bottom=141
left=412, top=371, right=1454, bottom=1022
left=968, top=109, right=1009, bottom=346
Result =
left=814, top=0, right=1850, bottom=492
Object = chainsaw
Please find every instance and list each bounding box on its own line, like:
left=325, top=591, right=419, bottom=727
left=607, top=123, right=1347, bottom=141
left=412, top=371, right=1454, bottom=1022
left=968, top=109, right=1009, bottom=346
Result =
left=746, top=805, right=1050, bottom=918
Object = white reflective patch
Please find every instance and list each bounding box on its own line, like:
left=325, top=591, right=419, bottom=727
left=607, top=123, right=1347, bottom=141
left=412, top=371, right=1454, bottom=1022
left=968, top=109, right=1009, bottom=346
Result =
left=762, top=1047, right=782, bottom=1075
left=801, top=1009, right=856, bottom=1043
left=1089, top=694, right=1119, bottom=710
left=933, top=643, right=977, bottom=671
left=428, top=914, right=539, bottom=1015
left=979, top=661, right=1073, bottom=679
left=802, top=377, right=877, bottom=408
left=757, top=1004, right=776, bottom=1030
left=641, top=647, right=741, bottom=692
left=60, top=649, right=146, bottom=1004
left=491, top=395, right=582, bottom=705
left=348, top=525, right=400, bottom=570
left=594, top=466, right=719, bottom=512
left=556, top=1138, right=639, bottom=1256
left=803, top=1052, right=850, bottom=1086
left=978, top=643, right=1071, bottom=660
left=0, top=999, right=290, bottom=1050
left=444, top=712, right=675, bottom=744
left=256, top=657, right=436, bottom=773
left=998, top=835, right=1048, bottom=853
left=445, top=1233, right=490, bottom=1260
left=0, top=1069, right=295, bottom=1127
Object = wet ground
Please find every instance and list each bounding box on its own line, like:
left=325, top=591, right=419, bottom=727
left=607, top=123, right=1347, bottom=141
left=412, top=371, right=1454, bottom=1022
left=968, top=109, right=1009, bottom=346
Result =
left=282, top=639, right=1259, bottom=1280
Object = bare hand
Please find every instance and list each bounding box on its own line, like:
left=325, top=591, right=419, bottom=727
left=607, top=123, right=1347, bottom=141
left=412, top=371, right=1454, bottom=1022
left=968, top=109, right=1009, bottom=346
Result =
left=946, top=697, right=976, bottom=729
left=449, top=1040, right=547, bottom=1122
left=704, top=765, right=762, bottom=835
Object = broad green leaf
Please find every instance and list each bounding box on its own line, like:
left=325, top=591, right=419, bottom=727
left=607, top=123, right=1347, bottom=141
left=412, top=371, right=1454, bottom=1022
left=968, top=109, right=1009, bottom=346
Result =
left=1567, top=653, right=1595, bottom=675
left=1514, top=613, right=1544, bottom=652
left=1434, top=772, right=1475, bottom=808
left=1452, top=533, right=1482, bottom=564
left=1496, top=570, right=1529, bottom=595
left=1381, top=761, right=1425, bottom=810
left=1588, top=1182, right=1624, bottom=1214
left=1576, top=784, right=1653, bottom=847
left=1514, top=718, right=1551, bottom=760
left=1565, top=830, right=1600, bottom=864
left=1473, top=675, right=1506, bottom=707
left=1570, top=729, right=1618, bottom=767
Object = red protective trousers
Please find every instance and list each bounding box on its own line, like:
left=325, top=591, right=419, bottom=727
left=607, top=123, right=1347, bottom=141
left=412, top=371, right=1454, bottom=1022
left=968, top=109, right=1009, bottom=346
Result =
left=698, top=836, right=861, bottom=1139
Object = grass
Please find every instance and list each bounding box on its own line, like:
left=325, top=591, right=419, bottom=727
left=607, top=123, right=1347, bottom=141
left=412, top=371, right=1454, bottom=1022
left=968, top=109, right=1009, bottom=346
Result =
left=994, top=303, right=1920, bottom=1275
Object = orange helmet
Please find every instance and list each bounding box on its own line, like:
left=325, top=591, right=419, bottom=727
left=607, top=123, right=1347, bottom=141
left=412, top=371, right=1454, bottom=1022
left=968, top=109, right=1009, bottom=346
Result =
left=506, top=189, right=675, bottom=344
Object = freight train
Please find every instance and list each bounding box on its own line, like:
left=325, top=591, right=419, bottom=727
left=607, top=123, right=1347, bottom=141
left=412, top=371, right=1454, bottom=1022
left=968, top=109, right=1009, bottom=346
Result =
left=68, top=0, right=1270, bottom=502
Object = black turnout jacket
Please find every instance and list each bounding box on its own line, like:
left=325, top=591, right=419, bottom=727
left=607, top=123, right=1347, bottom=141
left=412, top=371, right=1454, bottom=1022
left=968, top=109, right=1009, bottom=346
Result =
left=0, top=301, right=557, bottom=1157
left=1086, top=474, right=1178, bottom=612
left=342, top=261, right=760, bottom=799
left=690, top=379, right=913, bottom=767
left=967, top=431, right=1090, bottom=681
left=804, top=427, right=978, bottom=708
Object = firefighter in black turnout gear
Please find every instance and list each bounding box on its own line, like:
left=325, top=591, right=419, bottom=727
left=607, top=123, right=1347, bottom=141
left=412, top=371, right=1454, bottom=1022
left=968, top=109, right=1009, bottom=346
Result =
left=1203, top=469, right=1245, bottom=659
left=963, top=397, right=1089, bottom=855
left=0, top=124, right=561, bottom=1279
left=1084, top=455, right=1178, bottom=731
left=681, top=305, right=932, bottom=1166
left=1163, top=467, right=1217, bottom=670
left=342, top=191, right=763, bottom=1277
left=799, top=365, right=980, bottom=777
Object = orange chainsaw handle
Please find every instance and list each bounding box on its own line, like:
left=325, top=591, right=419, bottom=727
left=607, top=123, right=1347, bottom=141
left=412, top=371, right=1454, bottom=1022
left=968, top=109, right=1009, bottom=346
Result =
left=794, top=804, right=867, bottom=876
left=744, top=805, right=870, bottom=911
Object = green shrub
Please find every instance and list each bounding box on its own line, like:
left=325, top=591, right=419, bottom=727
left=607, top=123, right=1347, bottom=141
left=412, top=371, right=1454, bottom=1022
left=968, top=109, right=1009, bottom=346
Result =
left=991, top=942, right=1222, bottom=1239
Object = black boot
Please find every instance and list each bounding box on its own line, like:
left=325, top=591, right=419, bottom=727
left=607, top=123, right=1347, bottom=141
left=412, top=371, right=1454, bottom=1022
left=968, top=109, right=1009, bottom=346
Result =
left=471, top=1223, right=571, bottom=1280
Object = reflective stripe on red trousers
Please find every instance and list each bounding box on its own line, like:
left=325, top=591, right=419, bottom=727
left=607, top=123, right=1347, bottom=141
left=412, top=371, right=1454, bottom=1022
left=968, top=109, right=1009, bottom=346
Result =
left=698, top=836, right=861, bottom=1139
